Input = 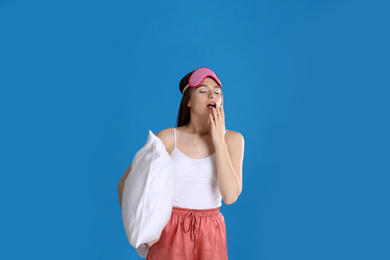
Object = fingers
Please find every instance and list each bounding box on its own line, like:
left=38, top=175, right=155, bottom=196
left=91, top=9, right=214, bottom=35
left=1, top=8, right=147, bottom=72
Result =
left=144, top=238, right=159, bottom=248
left=212, top=105, right=223, bottom=122
left=209, top=113, right=215, bottom=128
left=212, top=107, right=219, bottom=125
left=220, top=104, right=224, bottom=124
left=210, top=104, right=225, bottom=127
left=215, top=103, right=223, bottom=115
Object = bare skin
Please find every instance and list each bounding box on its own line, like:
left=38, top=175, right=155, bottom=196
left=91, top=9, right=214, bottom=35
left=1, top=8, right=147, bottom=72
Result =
left=117, top=77, right=245, bottom=248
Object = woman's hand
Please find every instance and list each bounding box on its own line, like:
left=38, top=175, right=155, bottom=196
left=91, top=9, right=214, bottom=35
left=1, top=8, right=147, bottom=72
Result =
left=209, top=103, right=226, bottom=146
left=144, top=238, right=160, bottom=248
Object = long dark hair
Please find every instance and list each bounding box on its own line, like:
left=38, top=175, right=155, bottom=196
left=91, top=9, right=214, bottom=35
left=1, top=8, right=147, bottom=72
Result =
left=176, top=71, right=193, bottom=127
left=175, top=70, right=223, bottom=128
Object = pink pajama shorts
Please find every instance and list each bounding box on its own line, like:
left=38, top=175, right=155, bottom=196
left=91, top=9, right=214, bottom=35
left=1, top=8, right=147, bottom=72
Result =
left=146, top=206, right=228, bottom=260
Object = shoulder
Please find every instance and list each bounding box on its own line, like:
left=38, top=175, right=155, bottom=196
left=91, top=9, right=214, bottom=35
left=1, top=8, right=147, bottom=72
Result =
left=225, top=130, right=245, bottom=147
left=155, top=127, right=174, bottom=139
left=155, top=128, right=175, bottom=153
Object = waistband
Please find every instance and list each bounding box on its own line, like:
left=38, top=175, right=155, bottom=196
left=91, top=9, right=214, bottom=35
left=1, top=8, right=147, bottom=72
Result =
left=172, top=206, right=221, bottom=254
left=172, top=206, right=220, bottom=216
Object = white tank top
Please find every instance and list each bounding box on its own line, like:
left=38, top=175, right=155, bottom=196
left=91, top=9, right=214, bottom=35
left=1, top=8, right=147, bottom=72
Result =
left=171, top=128, right=228, bottom=209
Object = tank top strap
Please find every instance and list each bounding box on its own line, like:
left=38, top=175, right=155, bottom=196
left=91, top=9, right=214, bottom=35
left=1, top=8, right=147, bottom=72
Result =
left=225, top=129, right=228, bottom=133
left=173, top=128, right=177, bottom=149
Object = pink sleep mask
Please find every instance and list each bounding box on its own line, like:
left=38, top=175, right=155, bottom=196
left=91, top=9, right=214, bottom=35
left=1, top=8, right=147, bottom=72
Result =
left=182, top=67, right=222, bottom=94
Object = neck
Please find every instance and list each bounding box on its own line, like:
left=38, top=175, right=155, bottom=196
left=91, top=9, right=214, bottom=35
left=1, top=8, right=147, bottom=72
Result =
left=183, top=115, right=213, bottom=137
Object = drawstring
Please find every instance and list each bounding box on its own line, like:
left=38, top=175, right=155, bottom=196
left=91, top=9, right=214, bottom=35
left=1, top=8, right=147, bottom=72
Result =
left=183, top=210, right=201, bottom=254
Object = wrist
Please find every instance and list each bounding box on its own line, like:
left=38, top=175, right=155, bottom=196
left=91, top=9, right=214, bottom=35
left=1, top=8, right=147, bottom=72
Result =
left=214, top=139, right=227, bottom=150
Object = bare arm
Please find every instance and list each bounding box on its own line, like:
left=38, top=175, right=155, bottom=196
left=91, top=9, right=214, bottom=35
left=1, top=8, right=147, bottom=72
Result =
left=215, top=131, right=244, bottom=205
left=117, top=163, right=132, bottom=208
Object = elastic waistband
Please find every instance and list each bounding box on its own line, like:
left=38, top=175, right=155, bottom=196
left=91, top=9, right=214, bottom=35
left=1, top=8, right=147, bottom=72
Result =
left=172, top=206, right=220, bottom=216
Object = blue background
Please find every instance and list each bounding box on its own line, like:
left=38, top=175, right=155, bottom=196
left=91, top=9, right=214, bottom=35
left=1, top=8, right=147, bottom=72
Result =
left=1, top=0, right=389, bottom=259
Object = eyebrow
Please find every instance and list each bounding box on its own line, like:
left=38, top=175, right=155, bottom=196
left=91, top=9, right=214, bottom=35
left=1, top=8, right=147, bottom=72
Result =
left=198, top=85, right=221, bottom=89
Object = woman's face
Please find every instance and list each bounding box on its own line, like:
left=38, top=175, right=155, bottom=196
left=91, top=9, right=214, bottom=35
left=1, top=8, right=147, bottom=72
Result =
left=188, top=77, right=223, bottom=116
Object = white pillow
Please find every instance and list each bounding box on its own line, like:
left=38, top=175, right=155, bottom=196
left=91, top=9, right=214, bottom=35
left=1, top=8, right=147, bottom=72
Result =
left=121, top=130, right=176, bottom=258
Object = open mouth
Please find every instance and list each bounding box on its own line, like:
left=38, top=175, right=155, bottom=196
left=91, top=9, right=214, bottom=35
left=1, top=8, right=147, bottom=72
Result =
left=207, top=103, right=216, bottom=109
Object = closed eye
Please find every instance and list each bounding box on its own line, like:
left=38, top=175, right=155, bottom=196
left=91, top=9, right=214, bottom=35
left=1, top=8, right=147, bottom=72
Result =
left=200, top=91, right=220, bottom=95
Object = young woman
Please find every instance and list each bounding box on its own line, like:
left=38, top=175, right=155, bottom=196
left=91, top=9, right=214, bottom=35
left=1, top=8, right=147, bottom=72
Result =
left=118, top=67, right=244, bottom=260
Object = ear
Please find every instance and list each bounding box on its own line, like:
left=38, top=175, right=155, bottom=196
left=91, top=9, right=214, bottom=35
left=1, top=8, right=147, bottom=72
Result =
left=187, top=101, right=191, bottom=107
